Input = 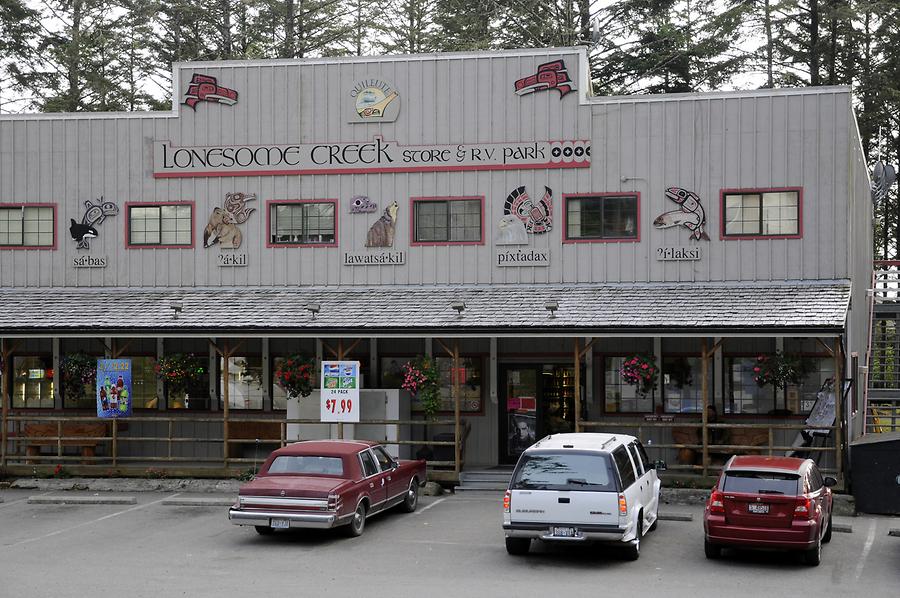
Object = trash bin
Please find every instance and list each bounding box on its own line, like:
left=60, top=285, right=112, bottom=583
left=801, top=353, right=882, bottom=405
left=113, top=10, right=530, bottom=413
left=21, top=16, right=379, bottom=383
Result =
left=432, top=432, right=456, bottom=463
left=849, top=431, right=900, bottom=515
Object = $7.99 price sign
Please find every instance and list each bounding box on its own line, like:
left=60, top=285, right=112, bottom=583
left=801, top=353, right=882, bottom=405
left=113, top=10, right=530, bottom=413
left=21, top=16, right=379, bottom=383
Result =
left=324, top=397, right=353, bottom=415
left=320, top=360, right=360, bottom=422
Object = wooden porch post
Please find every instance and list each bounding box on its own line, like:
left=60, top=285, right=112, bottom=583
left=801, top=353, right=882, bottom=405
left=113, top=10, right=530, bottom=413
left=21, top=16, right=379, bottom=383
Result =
left=834, top=337, right=844, bottom=481
left=573, top=338, right=595, bottom=434
left=453, top=341, right=461, bottom=478
left=701, top=339, right=709, bottom=477
left=1, top=339, right=9, bottom=468
left=574, top=339, right=581, bottom=433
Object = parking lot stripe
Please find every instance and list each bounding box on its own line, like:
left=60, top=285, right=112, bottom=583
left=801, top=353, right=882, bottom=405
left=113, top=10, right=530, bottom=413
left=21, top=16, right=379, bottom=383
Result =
left=0, top=491, right=50, bottom=509
left=853, top=520, right=877, bottom=581
left=414, top=497, right=448, bottom=516
left=1, top=493, right=180, bottom=550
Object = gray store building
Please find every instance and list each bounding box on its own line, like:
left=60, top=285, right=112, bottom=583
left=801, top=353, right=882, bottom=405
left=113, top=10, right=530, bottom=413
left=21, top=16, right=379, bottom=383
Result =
left=0, top=47, right=872, bottom=482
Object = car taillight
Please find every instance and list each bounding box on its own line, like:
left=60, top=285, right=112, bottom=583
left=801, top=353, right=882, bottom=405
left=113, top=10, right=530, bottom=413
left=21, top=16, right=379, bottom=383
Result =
left=327, top=493, right=342, bottom=511
left=618, top=494, right=628, bottom=515
left=708, top=490, right=725, bottom=514
left=503, top=490, right=511, bottom=513
left=794, top=497, right=812, bottom=518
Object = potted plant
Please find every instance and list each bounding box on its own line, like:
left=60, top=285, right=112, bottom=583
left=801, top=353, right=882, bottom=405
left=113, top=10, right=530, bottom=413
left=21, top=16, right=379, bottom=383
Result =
left=620, top=354, right=659, bottom=398
left=154, top=353, right=207, bottom=403
left=273, top=354, right=317, bottom=399
left=402, top=356, right=441, bottom=419
left=753, top=352, right=811, bottom=412
left=59, top=351, right=97, bottom=401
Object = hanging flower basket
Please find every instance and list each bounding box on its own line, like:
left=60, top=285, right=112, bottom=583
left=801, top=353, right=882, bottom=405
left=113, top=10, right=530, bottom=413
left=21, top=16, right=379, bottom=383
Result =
left=753, top=352, right=809, bottom=390
left=60, top=352, right=97, bottom=400
left=273, top=355, right=317, bottom=399
left=154, top=353, right=207, bottom=397
left=620, top=354, right=659, bottom=396
left=402, top=356, right=442, bottom=418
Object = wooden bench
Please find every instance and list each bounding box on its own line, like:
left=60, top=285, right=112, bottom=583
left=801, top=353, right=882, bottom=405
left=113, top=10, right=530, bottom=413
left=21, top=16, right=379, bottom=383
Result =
left=23, top=423, right=108, bottom=464
left=227, top=421, right=283, bottom=459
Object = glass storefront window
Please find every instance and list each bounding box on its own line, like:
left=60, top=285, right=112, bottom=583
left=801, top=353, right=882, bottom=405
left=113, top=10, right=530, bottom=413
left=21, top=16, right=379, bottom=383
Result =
left=380, top=357, right=414, bottom=389
left=127, top=356, right=159, bottom=409
left=221, top=356, right=263, bottom=410
left=794, top=357, right=834, bottom=414
left=604, top=356, right=653, bottom=413
left=12, top=356, right=54, bottom=408
left=434, top=357, right=483, bottom=413
left=725, top=357, right=776, bottom=414
left=663, top=356, right=702, bottom=413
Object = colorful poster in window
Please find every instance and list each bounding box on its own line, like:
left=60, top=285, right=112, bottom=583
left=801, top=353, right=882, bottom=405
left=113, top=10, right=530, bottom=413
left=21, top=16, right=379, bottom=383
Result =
left=320, top=361, right=360, bottom=422
left=96, top=359, right=132, bottom=418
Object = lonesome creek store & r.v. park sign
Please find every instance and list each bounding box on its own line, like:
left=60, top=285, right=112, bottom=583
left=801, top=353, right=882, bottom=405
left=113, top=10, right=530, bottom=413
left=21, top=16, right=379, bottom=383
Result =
left=153, top=137, right=591, bottom=177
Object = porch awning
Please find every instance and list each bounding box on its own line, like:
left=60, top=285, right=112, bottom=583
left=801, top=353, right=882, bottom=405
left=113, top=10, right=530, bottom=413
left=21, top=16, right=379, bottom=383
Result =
left=0, top=281, right=850, bottom=337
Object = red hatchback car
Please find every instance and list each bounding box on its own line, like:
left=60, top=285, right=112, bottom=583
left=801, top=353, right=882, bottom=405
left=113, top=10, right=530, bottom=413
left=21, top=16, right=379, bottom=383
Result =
left=703, top=455, right=836, bottom=566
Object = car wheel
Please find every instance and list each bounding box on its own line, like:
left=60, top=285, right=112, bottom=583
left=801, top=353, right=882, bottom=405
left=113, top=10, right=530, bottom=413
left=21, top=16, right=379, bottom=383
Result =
left=822, top=513, right=833, bottom=543
left=623, top=514, right=642, bottom=561
left=804, top=538, right=822, bottom=566
left=254, top=525, right=274, bottom=536
left=345, top=502, right=367, bottom=537
left=399, top=478, right=419, bottom=513
left=505, top=537, right=530, bottom=555
left=704, top=539, right=722, bottom=560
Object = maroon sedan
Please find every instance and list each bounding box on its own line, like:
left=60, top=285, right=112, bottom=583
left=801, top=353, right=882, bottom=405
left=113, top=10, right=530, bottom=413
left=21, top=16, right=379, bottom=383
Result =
left=703, top=455, right=835, bottom=566
left=229, top=440, right=427, bottom=537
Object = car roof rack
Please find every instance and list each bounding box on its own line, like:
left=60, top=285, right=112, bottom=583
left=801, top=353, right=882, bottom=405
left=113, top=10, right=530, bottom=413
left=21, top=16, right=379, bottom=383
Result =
left=600, top=436, right=618, bottom=450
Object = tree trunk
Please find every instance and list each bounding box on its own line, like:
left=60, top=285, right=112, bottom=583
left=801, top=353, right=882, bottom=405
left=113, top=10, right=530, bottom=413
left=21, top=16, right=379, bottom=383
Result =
left=765, top=0, right=774, bottom=87
left=283, top=0, right=295, bottom=58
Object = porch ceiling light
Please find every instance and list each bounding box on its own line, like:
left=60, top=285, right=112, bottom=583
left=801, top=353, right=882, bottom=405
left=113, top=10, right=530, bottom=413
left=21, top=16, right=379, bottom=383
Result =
left=307, top=303, right=321, bottom=320
left=544, top=299, right=559, bottom=318
left=451, top=301, right=466, bottom=316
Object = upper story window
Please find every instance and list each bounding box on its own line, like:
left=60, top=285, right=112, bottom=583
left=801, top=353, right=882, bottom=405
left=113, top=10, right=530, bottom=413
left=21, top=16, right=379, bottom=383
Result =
left=127, top=203, right=193, bottom=247
left=565, top=194, right=638, bottom=242
left=269, top=200, right=336, bottom=246
left=0, top=205, right=55, bottom=248
left=412, top=197, right=483, bottom=244
left=722, top=188, right=801, bottom=238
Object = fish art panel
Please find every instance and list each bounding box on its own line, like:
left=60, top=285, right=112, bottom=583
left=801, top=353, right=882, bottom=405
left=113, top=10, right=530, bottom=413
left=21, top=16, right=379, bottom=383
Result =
left=653, top=187, right=709, bottom=241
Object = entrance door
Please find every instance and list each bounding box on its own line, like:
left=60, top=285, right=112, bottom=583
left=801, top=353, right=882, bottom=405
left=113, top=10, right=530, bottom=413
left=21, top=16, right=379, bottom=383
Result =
left=500, top=366, right=539, bottom=463
left=500, top=364, right=581, bottom=464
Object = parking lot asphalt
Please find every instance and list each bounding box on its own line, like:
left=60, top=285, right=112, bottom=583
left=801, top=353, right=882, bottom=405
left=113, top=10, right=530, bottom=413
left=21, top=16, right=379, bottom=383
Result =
left=0, top=488, right=897, bottom=598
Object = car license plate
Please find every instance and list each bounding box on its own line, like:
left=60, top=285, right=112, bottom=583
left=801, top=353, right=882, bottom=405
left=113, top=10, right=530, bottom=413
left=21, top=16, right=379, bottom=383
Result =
left=748, top=503, right=769, bottom=514
left=270, top=518, right=290, bottom=529
left=552, top=527, right=577, bottom=538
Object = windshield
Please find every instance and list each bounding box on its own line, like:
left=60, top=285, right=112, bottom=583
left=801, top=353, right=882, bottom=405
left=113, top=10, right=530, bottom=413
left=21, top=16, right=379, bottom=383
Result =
left=267, top=455, right=344, bottom=476
left=511, top=451, right=618, bottom=492
left=722, top=471, right=800, bottom=495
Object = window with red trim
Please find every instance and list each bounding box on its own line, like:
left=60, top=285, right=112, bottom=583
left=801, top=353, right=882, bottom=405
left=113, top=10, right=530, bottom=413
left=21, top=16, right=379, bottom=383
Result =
left=0, top=205, right=54, bottom=247
left=723, top=190, right=799, bottom=237
left=128, top=204, right=192, bottom=246
left=270, top=202, right=335, bottom=245
left=413, top=198, right=482, bottom=243
left=566, top=194, right=637, bottom=240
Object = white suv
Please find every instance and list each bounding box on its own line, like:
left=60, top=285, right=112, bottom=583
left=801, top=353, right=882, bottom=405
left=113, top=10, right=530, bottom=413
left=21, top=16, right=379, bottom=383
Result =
left=502, top=432, right=664, bottom=560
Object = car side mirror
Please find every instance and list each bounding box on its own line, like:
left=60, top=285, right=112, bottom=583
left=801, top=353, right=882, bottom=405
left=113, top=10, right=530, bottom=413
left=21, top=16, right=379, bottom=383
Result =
left=391, top=460, right=400, bottom=470
left=823, top=476, right=837, bottom=487
left=654, top=459, right=667, bottom=471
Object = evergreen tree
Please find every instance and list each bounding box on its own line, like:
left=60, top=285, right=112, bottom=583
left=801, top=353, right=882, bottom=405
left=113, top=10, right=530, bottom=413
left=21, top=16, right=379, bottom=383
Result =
left=595, top=0, right=745, bottom=94
left=431, top=0, right=496, bottom=51
left=377, top=0, right=438, bottom=54
left=0, top=0, right=39, bottom=112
